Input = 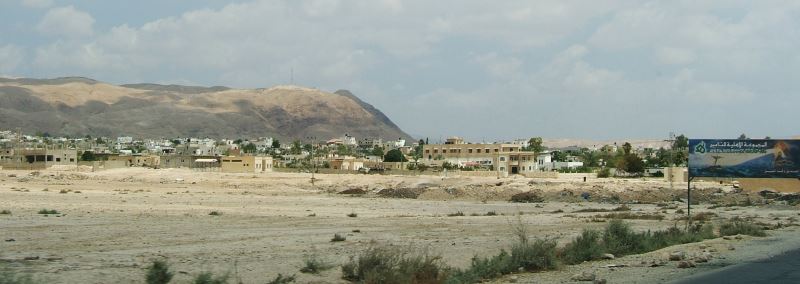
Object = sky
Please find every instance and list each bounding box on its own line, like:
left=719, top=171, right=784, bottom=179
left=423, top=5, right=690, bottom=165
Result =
left=1, top=0, right=799, bottom=141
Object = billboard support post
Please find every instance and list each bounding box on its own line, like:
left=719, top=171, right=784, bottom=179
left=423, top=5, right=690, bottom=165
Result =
left=687, top=176, right=694, bottom=229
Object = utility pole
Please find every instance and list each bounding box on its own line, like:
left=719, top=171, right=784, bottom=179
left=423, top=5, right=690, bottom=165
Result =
left=668, top=132, right=675, bottom=192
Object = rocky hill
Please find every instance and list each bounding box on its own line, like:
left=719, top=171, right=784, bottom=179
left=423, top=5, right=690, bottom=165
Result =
left=0, top=77, right=413, bottom=141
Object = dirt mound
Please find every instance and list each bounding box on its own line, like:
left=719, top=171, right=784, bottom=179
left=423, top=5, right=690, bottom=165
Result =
left=377, top=188, right=426, bottom=199
left=338, top=188, right=367, bottom=195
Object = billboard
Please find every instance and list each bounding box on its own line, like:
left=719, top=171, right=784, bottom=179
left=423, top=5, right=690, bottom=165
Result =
left=689, top=139, right=800, bottom=178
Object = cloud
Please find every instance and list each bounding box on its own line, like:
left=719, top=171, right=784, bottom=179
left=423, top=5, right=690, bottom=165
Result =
left=21, top=0, right=53, bottom=8
left=655, top=47, right=696, bottom=65
left=0, top=45, right=25, bottom=74
left=36, top=6, right=95, bottom=38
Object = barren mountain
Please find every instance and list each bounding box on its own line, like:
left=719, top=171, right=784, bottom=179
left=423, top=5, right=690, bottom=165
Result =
left=0, top=77, right=412, bottom=141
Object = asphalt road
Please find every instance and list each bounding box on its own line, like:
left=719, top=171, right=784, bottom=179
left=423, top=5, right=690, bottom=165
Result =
left=675, top=248, right=800, bottom=284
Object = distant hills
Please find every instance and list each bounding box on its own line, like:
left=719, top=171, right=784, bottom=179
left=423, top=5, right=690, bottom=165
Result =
left=0, top=77, right=412, bottom=141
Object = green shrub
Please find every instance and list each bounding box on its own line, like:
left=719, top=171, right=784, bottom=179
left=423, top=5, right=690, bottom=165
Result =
left=0, top=210, right=10, bottom=215
left=720, top=219, right=766, bottom=237
left=208, top=211, right=222, bottom=216
left=560, top=230, right=603, bottom=265
left=331, top=233, right=346, bottom=242
left=145, top=260, right=173, bottom=284
left=342, top=247, right=449, bottom=284
left=37, top=209, right=59, bottom=215
left=598, top=212, right=664, bottom=220
left=266, top=274, right=295, bottom=284
left=597, top=168, right=611, bottom=178
left=193, top=272, right=229, bottom=284
left=602, top=219, right=648, bottom=256
left=347, top=212, right=358, bottom=218
left=510, top=237, right=558, bottom=272
left=447, top=211, right=465, bottom=217
left=485, top=211, right=497, bottom=216
left=0, top=269, right=35, bottom=284
left=300, top=254, right=333, bottom=274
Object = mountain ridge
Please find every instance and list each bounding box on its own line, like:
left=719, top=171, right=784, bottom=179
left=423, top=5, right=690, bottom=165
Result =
left=0, top=77, right=413, bottom=141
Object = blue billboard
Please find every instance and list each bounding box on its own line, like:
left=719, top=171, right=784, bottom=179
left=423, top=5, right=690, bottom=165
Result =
left=688, top=139, right=800, bottom=178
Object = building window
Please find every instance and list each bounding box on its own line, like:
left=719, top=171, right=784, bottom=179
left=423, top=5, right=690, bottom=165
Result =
left=500, top=157, right=506, bottom=161
left=468, top=149, right=473, bottom=153
left=494, top=149, right=499, bottom=152
left=56, top=158, right=61, bottom=162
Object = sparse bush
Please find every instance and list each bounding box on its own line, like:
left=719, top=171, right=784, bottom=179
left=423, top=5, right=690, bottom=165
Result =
left=510, top=237, right=558, bottom=272
left=602, top=219, right=648, bottom=256
left=342, top=246, right=449, bottom=284
left=300, top=254, right=333, bottom=274
left=266, top=274, right=295, bottom=284
left=599, top=212, right=665, bottom=221
left=0, top=210, right=10, bottom=215
left=59, top=189, right=69, bottom=194
left=0, top=269, right=35, bottom=284
left=448, top=211, right=465, bottom=217
left=676, top=208, right=685, bottom=214
left=676, top=212, right=717, bottom=222
left=597, top=168, right=611, bottom=178
left=550, top=209, right=564, bottom=214
left=613, top=204, right=631, bottom=211
left=37, top=209, right=59, bottom=215
left=560, top=230, right=603, bottom=265
left=720, top=218, right=766, bottom=237
left=331, top=233, right=346, bottom=242
left=193, top=272, right=229, bottom=284
left=510, top=192, right=544, bottom=203
left=208, top=211, right=222, bottom=216
left=347, top=212, right=358, bottom=218
left=145, top=260, right=173, bottom=284
left=485, top=211, right=497, bottom=216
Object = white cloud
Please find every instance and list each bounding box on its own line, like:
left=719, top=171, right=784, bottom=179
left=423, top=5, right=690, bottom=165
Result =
left=0, top=45, right=25, bottom=74
left=36, top=6, right=95, bottom=38
left=656, top=47, right=696, bottom=65
left=21, top=0, right=53, bottom=8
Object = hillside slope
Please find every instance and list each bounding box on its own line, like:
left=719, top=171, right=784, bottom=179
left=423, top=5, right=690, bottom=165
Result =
left=0, top=77, right=413, bottom=141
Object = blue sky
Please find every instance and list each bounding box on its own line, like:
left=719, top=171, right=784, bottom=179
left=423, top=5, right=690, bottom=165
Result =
left=1, top=0, right=799, bottom=141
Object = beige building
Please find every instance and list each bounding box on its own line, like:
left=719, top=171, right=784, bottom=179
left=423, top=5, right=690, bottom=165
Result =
left=422, top=137, right=539, bottom=176
left=330, top=158, right=364, bottom=171
left=0, top=148, right=78, bottom=170
left=221, top=156, right=273, bottom=173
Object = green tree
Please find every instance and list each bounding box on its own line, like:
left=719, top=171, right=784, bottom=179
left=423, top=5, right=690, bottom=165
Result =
left=271, top=139, right=281, bottom=149
left=673, top=134, right=689, bottom=149
left=383, top=149, right=407, bottom=162
left=80, top=151, right=96, bottom=162
left=290, top=140, right=302, bottom=155
left=337, top=144, right=352, bottom=156
left=527, top=137, right=544, bottom=153
left=551, top=151, right=568, bottom=162
left=371, top=146, right=385, bottom=156
left=738, top=133, right=748, bottom=140
left=242, top=143, right=257, bottom=154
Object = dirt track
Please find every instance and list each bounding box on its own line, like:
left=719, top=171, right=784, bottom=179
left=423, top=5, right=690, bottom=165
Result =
left=0, top=168, right=796, bottom=283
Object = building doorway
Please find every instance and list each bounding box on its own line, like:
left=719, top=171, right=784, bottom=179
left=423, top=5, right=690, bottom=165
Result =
left=511, top=166, right=519, bottom=174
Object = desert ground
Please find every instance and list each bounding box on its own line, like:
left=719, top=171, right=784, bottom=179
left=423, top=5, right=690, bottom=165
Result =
left=1, top=168, right=798, bottom=283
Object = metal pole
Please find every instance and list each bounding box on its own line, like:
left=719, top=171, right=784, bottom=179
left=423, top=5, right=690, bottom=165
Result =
left=687, top=176, right=693, bottom=228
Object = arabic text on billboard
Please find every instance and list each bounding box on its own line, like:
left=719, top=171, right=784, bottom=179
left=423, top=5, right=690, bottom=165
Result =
left=688, top=139, right=800, bottom=178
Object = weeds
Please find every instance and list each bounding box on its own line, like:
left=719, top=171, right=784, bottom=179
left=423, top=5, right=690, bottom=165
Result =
left=719, top=218, right=767, bottom=237
left=331, top=233, right=346, bottom=242
left=342, top=246, right=449, bottom=284
left=300, top=254, right=333, bottom=274
left=37, top=209, right=59, bottom=215
left=208, top=211, right=222, bottom=216
left=146, top=260, right=173, bottom=284
left=0, top=269, right=35, bottom=284
left=193, top=272, right=229, bottom=284
left=560, top=230, right=603, bottom=265
left=447, top=211, right=465, bottom=217
left=266, top=274, right=296, bottom=284
left=573, top=205, right=629, bottom=213
left=676, top=212, right=717, bottom=222
left=598, top=212, right=665, bottom=220
left=485, top=211, right=497, bottom=216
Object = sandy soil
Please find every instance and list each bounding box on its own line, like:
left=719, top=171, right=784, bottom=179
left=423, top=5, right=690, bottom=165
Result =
left=0, top=168, right=797, bottom=283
